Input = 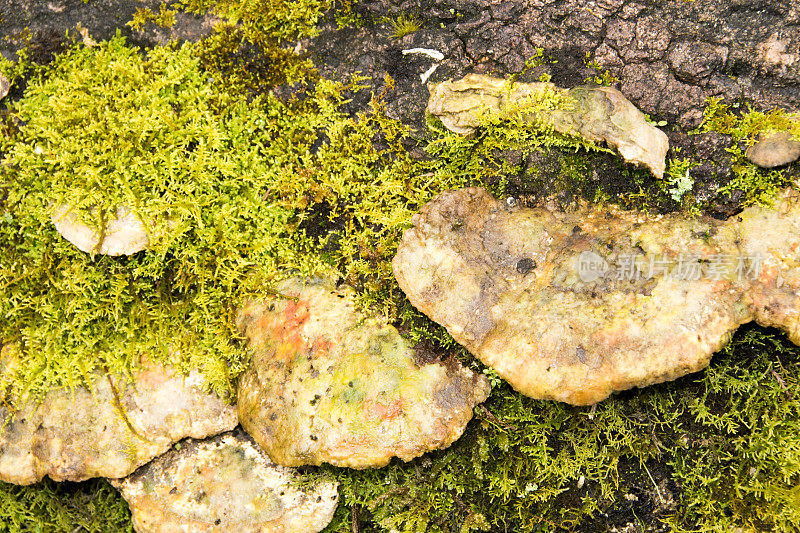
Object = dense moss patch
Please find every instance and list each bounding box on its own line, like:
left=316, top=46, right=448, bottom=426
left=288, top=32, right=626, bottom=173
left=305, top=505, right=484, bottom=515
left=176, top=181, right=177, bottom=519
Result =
left=130, top=0, right=332, bottom=91
left=3, top=35, right=299, bottom=400
left=0, top=479, right=132, bottom=532
left=695, top=98, right=800, bottom=207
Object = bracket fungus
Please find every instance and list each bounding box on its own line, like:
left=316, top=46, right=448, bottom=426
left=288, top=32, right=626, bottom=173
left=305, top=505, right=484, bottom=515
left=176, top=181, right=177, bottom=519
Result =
left=393, top=186, right=800, bottom=405
left=112, top=430, right=339, bottom=533
left=427, top=73, right=670, bottom=178
left=0, top=74, right=9, bottom=100
left=0, top=348, right=237, bottom=484
left=51, top=204, right=150, bottom=256
left=236, top=277, right=490, bottom=468
left=745, top=130, right=800, bottom=168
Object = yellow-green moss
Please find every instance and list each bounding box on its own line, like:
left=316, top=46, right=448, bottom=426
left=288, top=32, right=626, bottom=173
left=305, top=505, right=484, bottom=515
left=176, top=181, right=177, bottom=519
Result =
left=695, top=97, right=799, bottom=206
left=385, top=13, right=422, bottom=39
left=130, top=0, right=331, bottom=92
left=0, top=479, right=132, bottom=532
left=2, top=35, right=305, bottom=400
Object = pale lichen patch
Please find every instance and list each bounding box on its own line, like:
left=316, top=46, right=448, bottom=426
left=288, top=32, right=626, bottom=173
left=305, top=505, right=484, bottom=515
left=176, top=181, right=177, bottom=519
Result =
left=394, top=186, right=800, bottom=405
left=112, top=430, right=338, bottom=533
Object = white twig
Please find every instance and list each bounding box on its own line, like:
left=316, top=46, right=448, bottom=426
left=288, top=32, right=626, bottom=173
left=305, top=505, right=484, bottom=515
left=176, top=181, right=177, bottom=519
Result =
left=420, top=64, right=439, bottom=84
left=401, top=48, right=445, bottom=61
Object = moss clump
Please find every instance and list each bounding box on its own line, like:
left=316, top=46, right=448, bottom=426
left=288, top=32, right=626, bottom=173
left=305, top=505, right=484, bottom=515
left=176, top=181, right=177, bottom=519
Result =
left=2, top=34, right=304, bottom=400
left=0, top=479, right=132, bottom=532
left=695, top=97, right=799, bottom=206
left=665, top=327, right=800, bottom=531
left=385, top=13, right=422, bottom=39
left=131, top=0, right=329, bottom=43
left=130, top=0, right=331, bottom=92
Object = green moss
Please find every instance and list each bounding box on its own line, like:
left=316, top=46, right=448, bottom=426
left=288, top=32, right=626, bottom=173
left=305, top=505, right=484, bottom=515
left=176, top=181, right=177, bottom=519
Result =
left=664, top=157, right=698, bottom=205
left=131, top=0, right=329, bottom=42
left=0, top=37, right=48, bottom=93
left=333, top=0, right=366, bottom=29
left=695, top=97, right=799, bottom=207
left=385, top=13, right=422, bottom=39
left=131, top=0, right=331, bottom=92
left=583, top=52, right=619, bottom=87
left=2, top=35, right=306, bottom=400
left=0, top=479, right=132, bottom=532
left=666, top=327, right=800, bottom=531
left=128, top=3, right=176, bottom=29
left=422, top=88, right=607, bottom=201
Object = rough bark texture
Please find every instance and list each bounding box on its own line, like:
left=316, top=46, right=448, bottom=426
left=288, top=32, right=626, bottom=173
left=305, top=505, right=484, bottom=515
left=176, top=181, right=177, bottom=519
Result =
left=310, top=0, right=800, bottom=131
left=6, top=0, right=797, bottom=132
left=0, top=0, right=215, bottom=56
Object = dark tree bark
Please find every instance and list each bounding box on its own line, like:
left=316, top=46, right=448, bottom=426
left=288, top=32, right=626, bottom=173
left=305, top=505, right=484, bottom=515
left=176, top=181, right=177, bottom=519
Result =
left=310, top=0, right=800, bottom=131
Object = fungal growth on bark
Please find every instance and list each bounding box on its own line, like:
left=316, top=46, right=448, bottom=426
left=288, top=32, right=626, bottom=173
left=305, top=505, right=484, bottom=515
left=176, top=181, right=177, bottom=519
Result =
left=393, top=187, right=800, bottom=405
left=236, top=277, right=490, bottom=468
left=0, top=74, right=9, bottom=100
left=112, top=430, right=339, bottom=533
left=0, top=347, right=237, bottom=485
left=735, top=189, right=800, bottom=344
left=426, top=73, right=670, bottom=178
left=745, top=130, right=800, bottom=168
left=51, top=204, right=150, bottom=256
